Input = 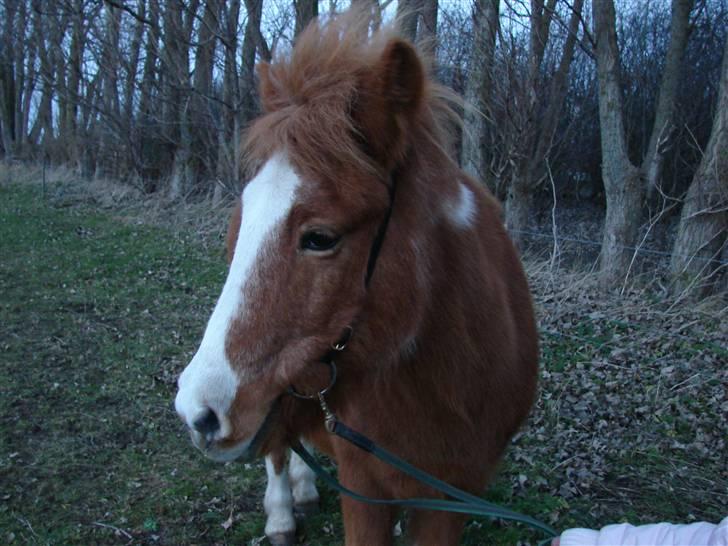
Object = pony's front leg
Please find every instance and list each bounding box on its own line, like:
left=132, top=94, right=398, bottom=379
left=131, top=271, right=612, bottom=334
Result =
left=338, top=466, right=397, bottom=546
left=288, top=441, right=319, bottom=516
left=263, top=451, right=296, bottom=546
left=406, top=510, right=468, bottom=546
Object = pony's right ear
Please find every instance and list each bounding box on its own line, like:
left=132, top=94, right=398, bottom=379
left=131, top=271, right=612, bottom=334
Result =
left=353, top=38, right=425, bottom=169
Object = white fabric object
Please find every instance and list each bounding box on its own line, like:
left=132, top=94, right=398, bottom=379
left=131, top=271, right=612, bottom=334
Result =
left=559, top=517, right=728, bottom=546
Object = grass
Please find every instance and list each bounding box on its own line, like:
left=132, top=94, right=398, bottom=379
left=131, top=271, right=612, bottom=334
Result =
left=1, top=178, right=725, bottom=545
left=0, top=185, right=268, bottom=544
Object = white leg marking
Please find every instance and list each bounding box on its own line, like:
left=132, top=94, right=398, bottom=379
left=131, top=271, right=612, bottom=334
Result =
left=264, top=455, right=296, bottom=537
left=289, top=442, right=319, bottom=507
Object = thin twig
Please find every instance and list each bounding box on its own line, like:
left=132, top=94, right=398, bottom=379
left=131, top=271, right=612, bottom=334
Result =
left=92, top=521, right=133, bottom=540
left=15, top=516, right=39, bottom=540
left=546, top=159, right=561, bottom=273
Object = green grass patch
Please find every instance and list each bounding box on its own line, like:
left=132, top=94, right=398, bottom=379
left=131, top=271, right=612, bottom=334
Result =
left=0, top=186, right=268, bottom=545
left=1, top=183, right=724, bottom=545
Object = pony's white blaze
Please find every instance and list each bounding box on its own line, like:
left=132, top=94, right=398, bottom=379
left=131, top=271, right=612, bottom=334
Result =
left=175, top=154, right=301, bottom=442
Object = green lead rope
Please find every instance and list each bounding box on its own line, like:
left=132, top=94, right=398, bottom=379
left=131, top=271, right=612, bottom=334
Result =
left=290, top=420, right=558, bottom=544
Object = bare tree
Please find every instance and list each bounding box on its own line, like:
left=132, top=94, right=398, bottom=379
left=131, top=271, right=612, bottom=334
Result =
left=670, top=35, right=728, bottom=296
left=0, top=0, right=23, bottom=156
left=2, top=0, right=723, bottom=262
left=351, top=0, right=382, bottom=31
left=15, top=0, right=35, bottom=154
left=242, top=0, right=266, bottom=122
left=396, top=0, right=422, bottom=43
left=395, top=0, right=437, bottom=52
left=294, top=0, right=318, bottom=38
left=503, top=0, right=584, bottom=249
left=461, top=0, right=500, bottom=186
left=28, top=2, right=66, bottom=150
left=217, top=0, right=242, bottom=194
left=96, top=3, right=123, bottom=175
left=593, top=0, right=645, bottom=287
left=642, top=0, right=694, bottom=205
left=162, top=0, right=200, bottom=199
left=190, top=0, right=220, bottom=184
left=419, top=0, right=438, bottom=56
left=593, top=0, right=696, bottom=288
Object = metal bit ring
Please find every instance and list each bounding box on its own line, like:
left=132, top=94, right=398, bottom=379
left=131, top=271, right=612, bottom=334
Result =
left=287, top=360, right=338, bottom=400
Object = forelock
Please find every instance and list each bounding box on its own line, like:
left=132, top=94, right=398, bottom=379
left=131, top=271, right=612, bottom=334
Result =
left=243, top=12, right=395, bottom=181
left=242, top=9, right=463, bottom=186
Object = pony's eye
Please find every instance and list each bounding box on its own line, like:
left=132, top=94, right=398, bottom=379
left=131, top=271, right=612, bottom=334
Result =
left=300, top=230, right=340, bottom=252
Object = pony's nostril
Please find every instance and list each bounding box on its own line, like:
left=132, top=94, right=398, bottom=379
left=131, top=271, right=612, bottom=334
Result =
left=193, top=408, right=221, bottom=436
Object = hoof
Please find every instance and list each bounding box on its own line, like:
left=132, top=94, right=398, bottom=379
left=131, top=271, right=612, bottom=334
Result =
left=294, top=500, right=320, bottom=519
left=267, top=531, right=296, bottom=546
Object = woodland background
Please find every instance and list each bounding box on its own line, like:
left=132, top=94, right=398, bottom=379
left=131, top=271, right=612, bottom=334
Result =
left=0, top=1, right=726, bottom=544
left=0, top=0, right=726, bottom=293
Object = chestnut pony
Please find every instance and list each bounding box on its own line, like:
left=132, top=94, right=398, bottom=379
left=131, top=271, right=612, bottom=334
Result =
left=175, top=13, right=538, bottom=546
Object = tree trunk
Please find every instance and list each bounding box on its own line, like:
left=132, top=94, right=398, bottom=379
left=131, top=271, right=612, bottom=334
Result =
left=102, top=5, right=122, bottom=122
left=63, top=0, right=85, bottom=168
left=294, top=0, right=318, bottom=39
left=593, top=0, right=642, bottom=288
left=0, top=60, right=15, bottom=156
left=191, top=0, right=219, bottom=187
left=162, top=0, right=198, bottom=199
left=461, top=0, right=500, bottom=187
left=138, top=0, right=159, bottom=122
left=222, top=0, right=240, bottom=120
left=18, top=1, right=35, bottom=151
left=396, top=0, right=422, bottom=44
left=97, top=3, right=122, bottom=175
left=531, top=0, right=583, bottom=180
left=241, top=0, right=263, bottom=124
left=670, top=37, right=728, bottom=296
left=505, top=170, right=531, bottom=248
left=419, top=0, right=438, bottom=57
left=243, top=0, right=270, bottom=62
left=170, top=97, right=193, bottom=200
left=123, top=0, right=146, bottom=131
left=218, top=0, right=240, bottom=189
left=642, top=0, right=693, bottom=203
left=504, top=0, right=558, bottom=248
left=0, top=0, right=19, bottom=156
left=351, top=0, right=382, bottom=31
left=136, top=0, right=160, bottom=185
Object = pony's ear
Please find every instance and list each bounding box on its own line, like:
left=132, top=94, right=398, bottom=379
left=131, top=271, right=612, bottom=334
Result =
left=379, top=39, right=425, bottom=120
left=354, top=39, right=425, bottom=168
left=257, top=62, right=279, bottom=113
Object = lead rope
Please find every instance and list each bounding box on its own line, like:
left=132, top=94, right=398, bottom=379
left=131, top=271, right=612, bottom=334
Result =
left=290, top=392, right=557, bottom=544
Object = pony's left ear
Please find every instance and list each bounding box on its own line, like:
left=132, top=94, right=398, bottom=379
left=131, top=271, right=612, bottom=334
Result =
left=354, top=39, right=425, bottom=168
left=379, top=39, right=425, bottom=121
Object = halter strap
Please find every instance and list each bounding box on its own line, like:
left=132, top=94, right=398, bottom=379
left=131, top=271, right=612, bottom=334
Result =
left=364, top=175, right=398, bottom=287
